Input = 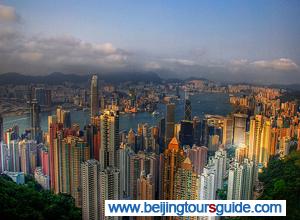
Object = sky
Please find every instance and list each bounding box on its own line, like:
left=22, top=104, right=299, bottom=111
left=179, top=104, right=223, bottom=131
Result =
left=0, top=0, right=300, bottom=84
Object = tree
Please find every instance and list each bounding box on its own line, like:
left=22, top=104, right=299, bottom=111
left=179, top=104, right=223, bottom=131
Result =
left=259, top=151, right=300, bottom=219
left=0, top=175, right=81, bottom=220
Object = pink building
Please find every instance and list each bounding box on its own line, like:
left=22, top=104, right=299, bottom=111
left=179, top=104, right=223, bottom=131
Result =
left=187, top=145, right=208, bottom=175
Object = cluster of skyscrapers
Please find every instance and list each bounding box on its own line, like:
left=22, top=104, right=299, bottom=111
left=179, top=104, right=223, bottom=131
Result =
left=0, top=75, right=299, bottom=220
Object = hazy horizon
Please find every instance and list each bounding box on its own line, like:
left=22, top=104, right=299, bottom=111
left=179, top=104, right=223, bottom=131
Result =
left=0, top=0, right=299, bottom=84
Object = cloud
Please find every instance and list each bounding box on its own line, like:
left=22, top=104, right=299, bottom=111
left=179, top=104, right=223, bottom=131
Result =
left=251, top=58, right=299, bottom=71
left=0, top=4, right=18, bottom=22
left=0, top=31, right=130, bottom=74
left=163, top=58, right=196, bottom=66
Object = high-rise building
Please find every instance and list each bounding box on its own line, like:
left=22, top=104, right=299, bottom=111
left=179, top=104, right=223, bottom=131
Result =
left=222, top=116, right=233, bottom=147
left=129, top=152, right=158, bottom=200
left=235, top=144, right=249, bottom=163
left=99, top=167, right=120, bottom=220
left=69, top=137, right=90, bottom=207
left=119, top=144, right=132, bottom=198
left=91, top=75, right=99, bottom=117
left=248, top=115, right=263, bottom=163
left=233, top=113, right=247, bottom=146
left=211, top=148, right=227, bottom=190
left=174, top=157, right=199, bottom=200
left=193, top=116, right=201, bottom=145
left=187, top=145, right=208, bottom=175
left=227, top=158, right=255, bottom=200
left=81, top=159, right=101, bottom=220
left=137, top=171, right=155, bottom=200
left=165, top=103, right=175, bottom=146
left=100, top=110, right=119, bottom=169
left=199, top=166, right=216, bottom=200
left=28, top=99, right=41, bottom=142
left=184, top=95, right=192, bottom=121
left=259, top=119, right=271, bottom=167
left=19, top=139, right=37, bottom=175
left=179, top=120, right=194, bottom=147
left=161, top=137, right=184, bottom=200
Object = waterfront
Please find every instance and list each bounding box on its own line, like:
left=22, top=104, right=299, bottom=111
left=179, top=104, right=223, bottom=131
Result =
left=3, top=93, right=232, bottom=133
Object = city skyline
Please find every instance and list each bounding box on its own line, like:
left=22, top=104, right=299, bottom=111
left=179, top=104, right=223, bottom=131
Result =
left=0, top=1, right=299, bottom=84
left=0, top=1, right=299, bottom=219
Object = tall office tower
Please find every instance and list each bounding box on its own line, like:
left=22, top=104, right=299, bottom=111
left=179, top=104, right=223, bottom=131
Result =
left=35, top=88, right=52, bottom=107
left=259, top=119, right=271, bottom=167
left=200, top=165, right=216, bottom=200
left=69, top=137, right=90, bottom=207
left=165, top=103, right=175, bottom=147
left=99, top=167, right=120, bottom=220
left=233, top=113, right=247, bottom=146
left=28, top=99, right=41, bottom=142
left=119, top=144, right=133, bottom=198
left=193, top=116, right=201, bottom=145
left=91, top=75, right=99, bottom=117
left=235, top=144, right=249, bottom=163
left=184, top=94, right=192, bottom=121
left=174, top=157, right=199, bottom=200
left=227, top=158, right=255, bottom=200
left=187, top=145, right=208, bottom=175
left=161, top=137, right=185, bottom=200
left=222, top=116, right=233, bottom=147
left=100, top=110, right=119, bottom=169
left=19, top=140, right=37, bottom=175
left=81, top=159, right=101, bottom=220
left=137, top=172, right=155, bottom=200
left=248, top=115, right=263, bottom=163
left=0, top=114, right=3, bottom=142
left=179, top=120, right=194, bottom=147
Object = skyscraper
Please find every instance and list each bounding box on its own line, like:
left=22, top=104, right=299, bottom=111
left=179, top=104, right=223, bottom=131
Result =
left=165, top=103, right=175, bottom=147
left=233, top=113, right=247, bottom=146
left=227, top=158, right=255, bottom=200
left=100, top=110, right=119, bottom=169
left=222, top=116, right=233, bottom=147
left=81, top=159, right=101, bottom=220
left=91, top=75, right=99, bottom=117
left=179, top=120, right=194, bottom=147
left=99, top=167, right=120, bottom=220
left=137, top=172, right=155, bottom=200
left=161, top=137, right=184, bottom=200
left=174, top=157, right=199, bottom=200
left=184, top=94, right=192, bottom=121
left=28, top=99, right=41, bottom=142
left=187, top=145, right=208, bottom=175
